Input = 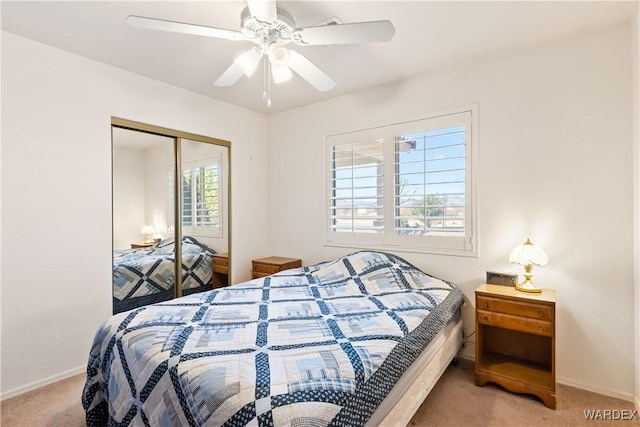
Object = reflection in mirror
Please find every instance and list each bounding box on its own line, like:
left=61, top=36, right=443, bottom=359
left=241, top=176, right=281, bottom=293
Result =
left=178, top=139, right=229, bottom=297
left=111, top=124, right=231, bottom=314
left=112, top=128, right=177, bottom=313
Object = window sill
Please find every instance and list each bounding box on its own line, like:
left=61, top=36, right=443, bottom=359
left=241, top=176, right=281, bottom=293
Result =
left=323, top=241, right=478, bottom=258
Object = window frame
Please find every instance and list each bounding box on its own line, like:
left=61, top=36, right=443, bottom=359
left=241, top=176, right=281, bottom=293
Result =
left=325, top=106, right=478, bottom=257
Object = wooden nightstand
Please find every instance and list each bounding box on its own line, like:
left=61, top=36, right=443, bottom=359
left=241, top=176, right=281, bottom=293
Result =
left=475, top=283, right=556, bottom=409
left=131, top=242, right=155, bottom=249
left=211, top=253, right=229, bottom=288
left=252, top=256, right=302, bottom=279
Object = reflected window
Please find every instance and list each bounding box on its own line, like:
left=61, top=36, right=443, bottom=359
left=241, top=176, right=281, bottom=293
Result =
left=169, top=156, right=222, bottom=237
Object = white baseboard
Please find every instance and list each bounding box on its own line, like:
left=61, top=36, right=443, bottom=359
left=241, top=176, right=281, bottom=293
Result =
left=0, top=365, right=85, bottom=401
left=554, top=376, right=634, bottom=403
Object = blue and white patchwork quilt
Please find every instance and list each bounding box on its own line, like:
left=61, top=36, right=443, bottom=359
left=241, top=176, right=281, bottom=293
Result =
left=113, top=236, right=215, bottom=313
left=85, top=251, right=464, bottom=426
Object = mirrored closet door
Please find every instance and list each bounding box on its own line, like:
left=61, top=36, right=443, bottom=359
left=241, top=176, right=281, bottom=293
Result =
left=111, top=118, right=230, bottom=314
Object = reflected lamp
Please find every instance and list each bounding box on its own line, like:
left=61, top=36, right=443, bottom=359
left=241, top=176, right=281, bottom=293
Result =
left=141, top=225, right=156, bottom=243
left=509, top=238, right=548, bottom=293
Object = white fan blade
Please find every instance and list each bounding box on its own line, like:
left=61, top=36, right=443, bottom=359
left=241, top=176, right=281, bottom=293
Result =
left=288, top=51, right=336, bottom=92
left=127, top=15, right=245, bottom=41
left=247, top=0, right=277, bottom=24
left=214, top=63, right=244, bottom=87
left=292, top=20, right=395, bottom=46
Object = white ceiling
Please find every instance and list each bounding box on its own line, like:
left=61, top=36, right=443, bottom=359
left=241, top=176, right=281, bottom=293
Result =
left=1, top=1, right=637, bottom=115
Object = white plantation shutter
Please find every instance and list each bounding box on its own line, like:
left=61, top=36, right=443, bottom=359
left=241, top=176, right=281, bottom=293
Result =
left=193, top=164, right=220, bottom=228
left=168, top=156, right=222, bottom=237
left=182, top=169, right=192, bottom=226
left=327, top=128, right=386, bottom=246
left=392, top=111, right=473, bottom=252
left=326, top=108, right=476, bottom=256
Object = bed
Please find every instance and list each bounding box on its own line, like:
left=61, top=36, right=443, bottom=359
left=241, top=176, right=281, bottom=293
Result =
left=112, top=236, right=216, bottom=314
left=87, top=250, right=464, bottom=426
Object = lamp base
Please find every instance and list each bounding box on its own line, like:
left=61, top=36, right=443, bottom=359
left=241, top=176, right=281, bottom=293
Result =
left=515, top=278, right=542, bottom=293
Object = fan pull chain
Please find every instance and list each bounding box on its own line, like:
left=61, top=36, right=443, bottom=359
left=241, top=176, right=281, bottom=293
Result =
left=261, top=56, right=272, bottom=108
left=267, top=60, right=272, bottom=108
left=262, top=58, right=268, bottom=102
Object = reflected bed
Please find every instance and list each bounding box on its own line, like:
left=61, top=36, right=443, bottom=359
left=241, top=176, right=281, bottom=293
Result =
left=112, top=236, right=215, bottom=314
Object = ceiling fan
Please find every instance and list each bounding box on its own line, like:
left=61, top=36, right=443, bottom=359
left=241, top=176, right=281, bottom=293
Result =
left=126, top=0, right=395, bottom=106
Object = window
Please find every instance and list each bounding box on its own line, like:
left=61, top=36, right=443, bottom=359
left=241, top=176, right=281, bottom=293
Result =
left=326, top=108, right=476, bottom=256
left=169, top=156, right=222, bottom=237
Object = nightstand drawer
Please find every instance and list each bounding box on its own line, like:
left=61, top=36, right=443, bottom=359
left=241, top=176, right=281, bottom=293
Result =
left=212, top=254, right=229, bottom=274
left=212, top=264, right=229, bottom=274
left=477, top=310, right=553, bottom=336
left=253, top=263, right=280, bottom=275
left=477, top=296, right=552, bottom=321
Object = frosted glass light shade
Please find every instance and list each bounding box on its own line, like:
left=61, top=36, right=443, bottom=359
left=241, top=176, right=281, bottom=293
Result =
left=509, top=238, right=549, bottom=266
left=234, top=47, right=261, bottom=77
left=141, top=225, right=156, bottom=243
left=271, top=64, right=292, bottom=83
left=268, top=44, right=289, bottom=66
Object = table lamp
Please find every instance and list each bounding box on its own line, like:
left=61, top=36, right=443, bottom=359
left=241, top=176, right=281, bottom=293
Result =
left=140, top=225, right=156, bottom=243
left=509, top=238, right=548, bottom=293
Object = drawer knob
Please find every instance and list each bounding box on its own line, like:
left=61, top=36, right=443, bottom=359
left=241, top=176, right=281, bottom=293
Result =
left=538, top=311, right=544, bottom=318
left=538, top=327, right=544, bottom=333
left=482, top=302, right=488, bottom=309
left=483, top=316, right=489, bottom=322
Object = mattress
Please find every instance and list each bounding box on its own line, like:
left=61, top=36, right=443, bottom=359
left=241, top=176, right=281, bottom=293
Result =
left=367, top=313, right=463, bottom=426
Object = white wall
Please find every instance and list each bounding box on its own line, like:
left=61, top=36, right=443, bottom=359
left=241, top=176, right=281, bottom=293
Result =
left=112, top=146, right=146, bottom=249
left=143, top=142, right=174, bottom=243
left=0, top=31, right=269, bottom=397
left=269, top=25, right=635, bottom=399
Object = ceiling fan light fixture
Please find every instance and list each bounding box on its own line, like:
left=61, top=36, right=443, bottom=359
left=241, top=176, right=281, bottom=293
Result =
left=268, top=44, right=290, bottom=66
left=234, top=47, right=262, bottom=77
left=271, top=63, right=293, bottom=83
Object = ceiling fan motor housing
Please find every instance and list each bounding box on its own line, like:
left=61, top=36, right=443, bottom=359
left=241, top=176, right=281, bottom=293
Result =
left=240, top=5, right=295, bottom=41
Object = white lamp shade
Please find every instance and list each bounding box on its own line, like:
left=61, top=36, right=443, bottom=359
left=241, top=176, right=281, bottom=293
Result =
left=509, top=238, right=548, bottom=266
left=234, top=47, right=261, bottom=77
left=140, top=225, right=156, bottom=235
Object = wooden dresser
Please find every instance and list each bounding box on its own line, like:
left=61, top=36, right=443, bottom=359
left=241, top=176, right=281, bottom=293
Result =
left=252, top=256, right=302, bottom=279
left=475, top=283, right=556, bottom=409
left=211, top=253, right=229, bottom=288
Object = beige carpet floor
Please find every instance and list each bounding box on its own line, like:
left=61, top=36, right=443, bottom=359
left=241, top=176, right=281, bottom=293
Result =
left=1, top=359, right=638, bottom=426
